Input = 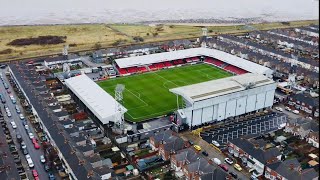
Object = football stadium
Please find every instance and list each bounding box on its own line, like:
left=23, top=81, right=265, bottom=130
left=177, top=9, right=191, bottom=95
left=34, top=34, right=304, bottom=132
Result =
left=65, top=47, right=275, bottom=127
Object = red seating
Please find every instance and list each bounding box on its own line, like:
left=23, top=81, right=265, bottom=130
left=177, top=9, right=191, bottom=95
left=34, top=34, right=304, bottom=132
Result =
left=164, top=61, right=173, bottom=67
left=173, top=59, right=185, bottom=65
left=138, top=66, right=148, bottom=72
left=191, top=57, right=199, bottom=62
left=148, top=64, right=157, bottom=71
left=186, top=58, right=193, bottom=63
left=118, top=68, right=128, bottom=75
left=154, top=63, right=165, bottom=69
left=127, top=67, right=138, bottom=73
left=224, top=65, right=248, bottom=75
left=205, top=58, right=225, bottom=67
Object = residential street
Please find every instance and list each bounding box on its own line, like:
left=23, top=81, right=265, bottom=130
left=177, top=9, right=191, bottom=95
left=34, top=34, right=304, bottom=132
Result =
left=0, top=70, right=49, bottom=180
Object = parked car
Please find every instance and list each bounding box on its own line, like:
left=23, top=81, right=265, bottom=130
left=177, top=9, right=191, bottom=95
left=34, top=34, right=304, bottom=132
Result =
left=15, top=105, right=20, bottom=113
left=16, top=134, right=22, bottom=143
left=22, top=149, right=28, bottom=155
left=32, top=138, right=37, bottom=144
left=188, top=140, right=194, bottom=145
left=32, top=170, right=38, bottom=177
left=44, top=164, right=51, bottom=172
left=285, top=106, right=291, bottom=111
left=24, top=125, right=29, bottom=131
left=19, top=114, right=24, bottom=120
left=212, top=158, right=221, bottom=165
left=219, top=164, right=229, bottom=172
left=25, top=154, right=34, bottom=168
left=40, top=155, right=46, bottom=163
left=20, top=141, right=27, bottom=149
left=34, top=142, right=40, bottom=149
left=28, top=132, right=34, bottom=139
left=292, top=110, right=299, bottom=114
left=224, top=158, right=234, bottom=165
left=212, top=140, right=220, bottom=147
left=275, top=107, right=283, bottom=112
left=10, top=121, right=17, bottom=129
left=193, top=145, right=201, bottom=151
left=234, top=163, right=242, bottom=171
left=48, top=172, right=55, bottom=180
left=229, top=172, right=238, bottom=179
left=202, top=151, right=209, bottom=156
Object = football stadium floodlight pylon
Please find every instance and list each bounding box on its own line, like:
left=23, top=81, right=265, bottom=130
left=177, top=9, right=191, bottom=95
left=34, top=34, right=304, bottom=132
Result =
left=115, top=84, right=125, bottom=129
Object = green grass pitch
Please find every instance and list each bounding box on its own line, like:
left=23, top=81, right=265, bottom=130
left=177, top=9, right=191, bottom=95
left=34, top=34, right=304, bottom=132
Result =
left=98, top=63, right=232, bottom=122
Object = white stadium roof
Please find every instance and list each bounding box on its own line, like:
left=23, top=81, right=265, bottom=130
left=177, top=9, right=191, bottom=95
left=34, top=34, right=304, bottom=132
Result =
left=170, top=73, right=275, bottom=103
left=115, top=47, right=273, bottom=77
left=65, top=74, right=127, bottom=124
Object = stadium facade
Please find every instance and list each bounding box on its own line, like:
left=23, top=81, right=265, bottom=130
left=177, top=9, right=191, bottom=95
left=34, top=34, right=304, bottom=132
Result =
left=170, top=73, right=277, bottom=128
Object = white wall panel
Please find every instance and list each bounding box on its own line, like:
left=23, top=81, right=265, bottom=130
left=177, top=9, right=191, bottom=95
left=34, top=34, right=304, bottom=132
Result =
left=226, top=99, right=236, bottom=118
left=192, top=109, right=203, bottom=126
left=213, top=104, right=218, bottom=120
left=255, top=93, right=266, bottom=110
left=202, top=106, right=214, bottom=123
left=236, top=96, right=247, bottom=116
left=264, top=91, right=275, bottom=107
left=217, top=102, right=226, bottom=121
left=246, top=95, right=256, bottom=113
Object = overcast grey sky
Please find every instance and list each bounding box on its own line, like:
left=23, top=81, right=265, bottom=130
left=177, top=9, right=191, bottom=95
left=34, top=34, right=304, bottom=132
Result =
left=0, top=0, right=318, bottom=25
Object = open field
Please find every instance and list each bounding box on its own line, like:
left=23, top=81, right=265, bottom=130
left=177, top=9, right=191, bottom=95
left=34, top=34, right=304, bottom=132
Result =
left=0, top=20, right=318, bottom=62
left=98, top=63, right=231, bottom=122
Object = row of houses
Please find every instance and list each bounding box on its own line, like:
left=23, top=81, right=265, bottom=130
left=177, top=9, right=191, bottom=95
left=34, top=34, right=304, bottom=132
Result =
left=149, top=130, right=229, bottom=180
left=218, top=34, right=319, bottom=72
left=227, top=135, right=319, bottom=180
left=207, top=38, right=319, bottom=88
left=91, top=39, right=194, bottom=63
left=284, top=118, right=319, bottom=148
left=287, top=93, right=319, bottom=117
left=268, top=28, right=319, bottom=46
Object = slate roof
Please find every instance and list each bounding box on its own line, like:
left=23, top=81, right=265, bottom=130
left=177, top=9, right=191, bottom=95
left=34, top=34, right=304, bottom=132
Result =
left=174, top=147, right=201, bottom=163
left=199, top=168, right=229, bottom=180
left=152, top=129, right=175, bottom=145
left=267, top=158, right=319, bottom=180
left=291, top=93, right=319, bottom=108
left=186, top=158, right=215, bottom=174
left=229, top=137, right=281, bottom=164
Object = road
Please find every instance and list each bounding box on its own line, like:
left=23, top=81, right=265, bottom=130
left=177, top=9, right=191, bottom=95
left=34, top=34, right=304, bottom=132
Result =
left=0, top=70, right=49, bottom=180
left=181, top=132, right=250, bottom=180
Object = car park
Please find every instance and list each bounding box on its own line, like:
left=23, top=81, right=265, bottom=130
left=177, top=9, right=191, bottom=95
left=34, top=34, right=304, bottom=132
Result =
left=40, top=155, right=46, bottom=163
left=229, top=172, right=238, bottom=179
left=10, top=121, right=17, bottom=129
left=234, top=163, right=242, bottom=171
left=224, top=158, right=234, bottom=165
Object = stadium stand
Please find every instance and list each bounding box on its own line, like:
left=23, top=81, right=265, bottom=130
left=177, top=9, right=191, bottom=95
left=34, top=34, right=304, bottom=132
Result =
left=138, top=66, right=148, bottom=72
left=164, top=61, right=173, bottom=67
left=191, top=57, right=200, bottom=62
left=224, top=65, right=248, bottom=75
left=118, top=68, right=128, bottom=75
left=186, top=58, right=193, bottom=63
left=172, top=59, right=185, bottom=65
left=204, top=57, right=225, bottom=67
left=148, top=64, right=158, bottom=71
left=127, top=67, right=138, bottom=73
left=154, top=62, right=165, bottom=69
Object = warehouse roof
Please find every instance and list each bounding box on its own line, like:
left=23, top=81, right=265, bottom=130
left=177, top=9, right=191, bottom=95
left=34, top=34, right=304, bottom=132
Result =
left=115, top=47, right=272, bottom=76
left=65, top=74, right=127, bottom=124
left=170, top=73, right=275, bottom=103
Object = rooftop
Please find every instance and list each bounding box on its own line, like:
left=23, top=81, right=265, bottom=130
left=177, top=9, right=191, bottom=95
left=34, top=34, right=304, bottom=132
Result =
left=65, top=74, right=127, bottom=124
left=170, top=73, right=275, bottom=102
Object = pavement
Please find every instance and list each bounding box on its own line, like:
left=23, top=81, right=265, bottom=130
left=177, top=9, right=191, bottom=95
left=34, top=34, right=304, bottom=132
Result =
left=0, top=69, right=49, bottom=180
